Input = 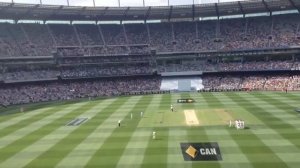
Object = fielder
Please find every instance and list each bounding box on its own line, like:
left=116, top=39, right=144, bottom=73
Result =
left=170, top=104, right=174, bottom=112
left=152, top=131, right=156, bottom=139
left=118, top=120, right=121, bottom=127
left=235, top=120, right=245, bottom=129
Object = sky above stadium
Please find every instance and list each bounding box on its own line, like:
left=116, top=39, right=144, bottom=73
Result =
left=0, top=0, right=246, bottom=6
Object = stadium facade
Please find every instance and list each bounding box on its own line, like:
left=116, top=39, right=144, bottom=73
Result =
left=1, top=0, right=300, bottom=106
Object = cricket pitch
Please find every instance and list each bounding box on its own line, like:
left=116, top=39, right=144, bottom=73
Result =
left=184, top=110, right=199, bottom=126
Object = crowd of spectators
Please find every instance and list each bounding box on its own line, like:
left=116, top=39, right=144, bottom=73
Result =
left=0, top=77, right=161, bottom=106
left=241, top=76, right=266, bottom=90
left=149, top=23, right=174, bottom=52
left=58, top=55, right=152, bottom=64
left=217, top=61, right=294, bottom=71
left=49, top=24, right=79, bottom=47
left=203, top=75, right=300, bottom=91
left=202, top=76, right=241, bottom=90
left=75, top=24, right=104, bottom=46
left=1, top=74, right=300, bottom=106
left=1, top=65, right=59, bottom=82
left=1, top=13, right=300, bottom=106
left=60, top=64, right=153, bottom=78
left=125, top=24, right=149, bottom=45
left=0, top=14, right=300, bottom=57
left=22, top=24, right=54, bottom=56
left=1, top=60, right=298, bottom=83
left=56, top=45, right=149, bottom=56
left=157, top=60, right=297, bottom=73
left=2, top=69, right=58, bottom=82
left=157, top=61, right=216, bottom=72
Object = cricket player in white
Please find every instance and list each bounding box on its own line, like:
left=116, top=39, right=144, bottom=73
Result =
left=118, top=120, right=121, bottom=127
left=170, top=104, right=173, bottom=112
left=235, top=120, right=239, bottom=129
left=152, top=131, right=156, bottom=139
left=235, top=120, right=245, bottom=129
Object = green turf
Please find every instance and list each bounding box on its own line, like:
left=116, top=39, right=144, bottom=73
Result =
left=0, top=92, right=299, bottom=168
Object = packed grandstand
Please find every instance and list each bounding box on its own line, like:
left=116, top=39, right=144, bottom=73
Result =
left=1, top=0, right=300, bottom=106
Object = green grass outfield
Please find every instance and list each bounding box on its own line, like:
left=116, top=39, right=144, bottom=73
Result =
left=0, top=92, right=300, bottom=168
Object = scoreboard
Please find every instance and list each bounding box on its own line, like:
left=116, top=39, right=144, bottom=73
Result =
left=177, top=98, right=195, bottom=103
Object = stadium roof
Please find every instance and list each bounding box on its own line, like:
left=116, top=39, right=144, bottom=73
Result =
left=0, top=0, right=298, bottom=21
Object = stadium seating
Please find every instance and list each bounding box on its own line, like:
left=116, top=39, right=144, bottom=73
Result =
left=0, top=77, right=161, bottom=106
left=1, top=13, right=300, bottom=106
left=157, top=60, right=296, bottom=73
left=203, top=75, right=300, bottom=91
left=0, top=14, right=299, bottom=57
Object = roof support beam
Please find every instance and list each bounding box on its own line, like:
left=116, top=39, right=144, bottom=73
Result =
left=262, top=0, right=272, bottom=16
left=0, top=3, right=14, bottom=13
left=45, top=5, right=63, bottom=21
left=23, top=4, right=39, bottom=18
left=192, top=4, right=195, bottom=21
left=102, top=7, right=109, bottom=16
left=121, top=7, right=130, bottom=21
left=215, top=3, right=219, bottom=19
left=144, top=6, right=151, bottom=22
left=288, top=0, right=300, bottom=13
left=168, top=6, right=173, bottom=21
left=97, top=7, right=109, bottom=21
left=238, top=1, right=245, bottom=17
left=77, top=7, right=86, bottom=16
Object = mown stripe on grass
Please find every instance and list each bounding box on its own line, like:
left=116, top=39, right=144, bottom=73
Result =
left=0, top=102, right=88, bottom=150
left=242, top=93, right=300, bottom=144
left=14, top=98, right=118, bottom=168
left=116, top=94, right=163, bottom=168
left=251, top=128, right=300, bottom=168
left=188, top=93, right=221, bottom=168
left=0, top=101, right=91, bottom=164
left=166, top=93, right=191, bottom=168
left=0, top=105, right=72, bottom=139
left=223, top=92, right=291, bottom=168
left=269, top=92, right=300, bottom=104
left=208, top=128, right=254, bottom=168
left=222, top=92, right=300, bottom=168
left=140, top=94, right=171, bottom=168
left=55, top=96, right=142, bottom=168
left=262, top=92, right=300, bottom=127
left=195, top=93, right=253, bottom=168
left=186, top=127, right=222, bottom=168
left=191, top=93, right=224, bottom=168
left=253, top=92, right=300, bottom=116
left=85, top=95, right=153, bottom=168
left=189, top=92, right=209, bottom=108
left=206, top=92, right=290, bottom=168
left=0, top=107, right=54, bottom=131
left=287, top=92, right=300, bottom=98
left=167, top=128, right=191, bottom=168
